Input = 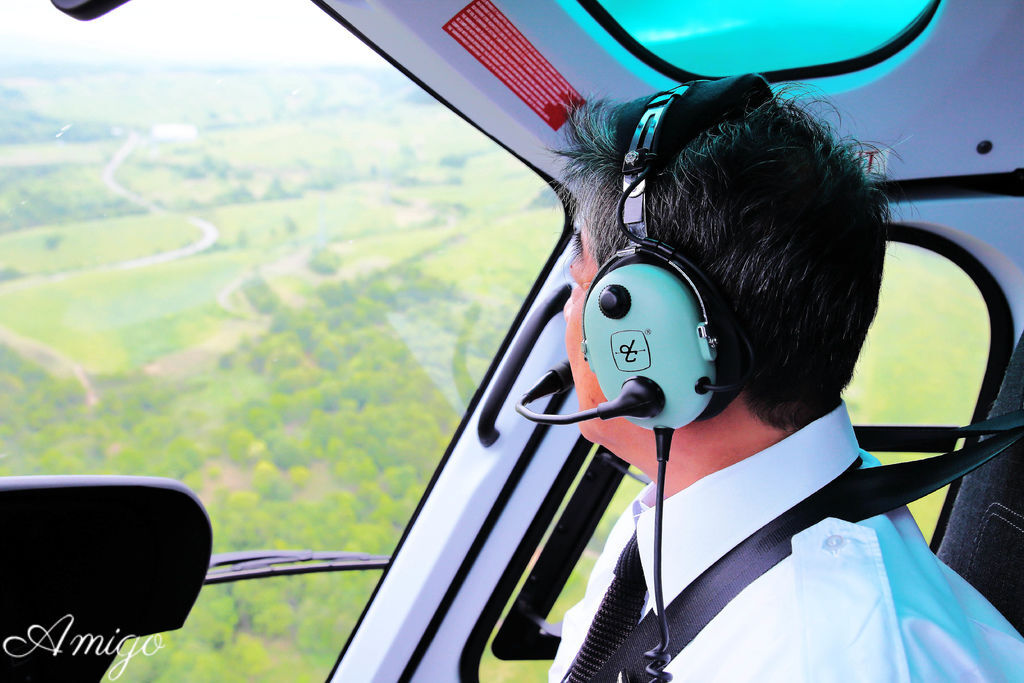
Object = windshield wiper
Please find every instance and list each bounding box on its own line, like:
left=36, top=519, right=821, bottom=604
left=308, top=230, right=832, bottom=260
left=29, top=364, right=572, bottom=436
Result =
left=205, top=549, right=389, bottom=585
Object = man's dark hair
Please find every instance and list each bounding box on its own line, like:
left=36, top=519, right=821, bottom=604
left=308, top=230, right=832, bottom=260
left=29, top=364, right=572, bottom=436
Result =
left=558, top=90, right=889, bottom=431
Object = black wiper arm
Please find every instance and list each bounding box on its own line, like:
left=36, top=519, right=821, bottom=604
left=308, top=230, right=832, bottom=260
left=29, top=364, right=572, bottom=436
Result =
left=205, top=549, right=389, bottom=585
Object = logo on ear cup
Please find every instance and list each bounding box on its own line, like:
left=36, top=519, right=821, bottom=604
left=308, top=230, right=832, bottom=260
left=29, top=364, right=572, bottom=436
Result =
left=611, top=330, right=651, bottom=371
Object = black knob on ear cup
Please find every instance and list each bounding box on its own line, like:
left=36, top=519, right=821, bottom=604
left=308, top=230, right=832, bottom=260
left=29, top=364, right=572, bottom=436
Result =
left=598, top=284, right=631, bottom=319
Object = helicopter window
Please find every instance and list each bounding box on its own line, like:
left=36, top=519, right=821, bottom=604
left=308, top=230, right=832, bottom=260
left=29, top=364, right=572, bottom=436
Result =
left=846, top=233, right=1004, bottom=538
left=0, top=1, right=561, bottom=680
left=580, top=0, right=939, bottom=79
left=474, top=228, right=1006, bottom=676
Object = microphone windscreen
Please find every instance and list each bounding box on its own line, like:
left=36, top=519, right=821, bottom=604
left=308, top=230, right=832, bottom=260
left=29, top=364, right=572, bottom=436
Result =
left=521, top=361, right=575, bottom=403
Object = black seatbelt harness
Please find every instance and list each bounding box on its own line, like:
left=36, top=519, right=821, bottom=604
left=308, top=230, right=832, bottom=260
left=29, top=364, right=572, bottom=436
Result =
left=591, top=409, right=1024, bottom=682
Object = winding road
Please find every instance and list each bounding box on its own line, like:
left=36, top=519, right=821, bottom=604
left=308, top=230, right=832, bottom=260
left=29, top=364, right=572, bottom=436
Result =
left=0, top=131, right=223, bottom=404
left=101, top=132, right=220, bottom=269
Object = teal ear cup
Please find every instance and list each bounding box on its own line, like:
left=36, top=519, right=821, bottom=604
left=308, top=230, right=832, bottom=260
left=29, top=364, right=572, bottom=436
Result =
left=582, top=261, right=717, bottom=429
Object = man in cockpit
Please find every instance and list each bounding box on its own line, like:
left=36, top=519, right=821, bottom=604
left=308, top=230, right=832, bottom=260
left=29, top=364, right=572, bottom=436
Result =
left=548, top=86, right=1024, bottom=681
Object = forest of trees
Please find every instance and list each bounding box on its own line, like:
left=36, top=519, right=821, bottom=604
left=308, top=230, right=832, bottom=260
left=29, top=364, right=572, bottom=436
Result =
left=0, top=261, right=465, bottom=680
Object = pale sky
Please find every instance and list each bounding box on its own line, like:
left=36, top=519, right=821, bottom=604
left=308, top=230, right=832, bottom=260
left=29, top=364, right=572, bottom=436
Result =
left=0, top=0, right=382, bottom=68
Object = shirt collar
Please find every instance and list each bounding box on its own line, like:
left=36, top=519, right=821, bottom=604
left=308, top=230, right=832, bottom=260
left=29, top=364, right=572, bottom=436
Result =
left=632, top=401, right=861, bottom=610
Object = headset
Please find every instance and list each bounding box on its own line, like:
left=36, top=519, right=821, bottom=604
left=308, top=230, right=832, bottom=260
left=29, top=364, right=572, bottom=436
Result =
left=518, top=74, right=768, bottom=430
left=580, top=238, right=750, bottom=429
left=517, top=74, right=771, bottom=682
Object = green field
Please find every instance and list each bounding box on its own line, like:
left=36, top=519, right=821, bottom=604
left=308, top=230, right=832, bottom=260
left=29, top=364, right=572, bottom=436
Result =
left=0, top=251, right=252, bottom=373
left=0, top=212, right=199, bottom=275
left=0, top=139, right=117, bottom=166
left=0, top=162, right=144, bottom=231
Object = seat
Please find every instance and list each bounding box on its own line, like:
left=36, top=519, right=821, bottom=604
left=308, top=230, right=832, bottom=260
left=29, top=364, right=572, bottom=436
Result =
left=937, top=332, right=1024, bottom=633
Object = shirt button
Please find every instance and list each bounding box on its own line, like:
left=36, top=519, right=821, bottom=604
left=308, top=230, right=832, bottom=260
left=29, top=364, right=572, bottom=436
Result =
left=823, top=534, right=846, bottom=555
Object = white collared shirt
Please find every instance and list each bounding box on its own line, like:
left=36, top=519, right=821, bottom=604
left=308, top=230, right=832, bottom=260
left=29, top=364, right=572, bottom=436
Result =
left=549, top=403, right=1024, bottom=682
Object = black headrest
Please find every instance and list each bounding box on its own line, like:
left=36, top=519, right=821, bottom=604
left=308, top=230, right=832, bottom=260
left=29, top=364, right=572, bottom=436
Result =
left=613, top=73, right=772, bottom=171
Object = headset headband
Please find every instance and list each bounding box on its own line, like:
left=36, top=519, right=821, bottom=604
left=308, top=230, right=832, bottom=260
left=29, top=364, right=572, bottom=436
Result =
left=618, top=74, right=772, bottom=243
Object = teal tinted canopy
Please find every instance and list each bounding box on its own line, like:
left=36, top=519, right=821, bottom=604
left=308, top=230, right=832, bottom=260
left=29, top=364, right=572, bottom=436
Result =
left=592, top=0, right=937, bottom=77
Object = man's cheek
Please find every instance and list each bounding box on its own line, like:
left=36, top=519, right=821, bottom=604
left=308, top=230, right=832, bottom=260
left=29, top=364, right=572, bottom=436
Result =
left=563, top=299, right=583, bottom=361
left=569, top=346, right=607, bottom=409
left=567, top=324, right=591, bottom=383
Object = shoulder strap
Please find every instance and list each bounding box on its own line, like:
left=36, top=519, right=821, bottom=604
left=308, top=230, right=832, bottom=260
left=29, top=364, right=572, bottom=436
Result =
left=592, top=410, right=1024, bottom=682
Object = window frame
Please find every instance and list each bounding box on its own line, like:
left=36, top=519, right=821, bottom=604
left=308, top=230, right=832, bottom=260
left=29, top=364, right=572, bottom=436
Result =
left=310, top=6, right=576, bottom=678
left=576, top=0, right=942, bottom=83
left=889, top=225, right=1015, bottom=548
left=329, top=203, right=571, bottom=676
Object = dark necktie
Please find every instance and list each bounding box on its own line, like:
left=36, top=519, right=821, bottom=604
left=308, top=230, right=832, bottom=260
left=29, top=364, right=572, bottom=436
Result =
left=565, top=532, right=647, bottom=682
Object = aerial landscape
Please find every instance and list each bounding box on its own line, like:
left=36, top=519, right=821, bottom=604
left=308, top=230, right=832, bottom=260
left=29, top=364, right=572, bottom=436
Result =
left=0, top=60, right=563, bottom=680
left=0, top=16, right=992, bottom=683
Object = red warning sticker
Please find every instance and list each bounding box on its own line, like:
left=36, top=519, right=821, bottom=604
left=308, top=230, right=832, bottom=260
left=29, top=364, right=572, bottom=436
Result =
left=443, top=0, right=583, bottom=130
